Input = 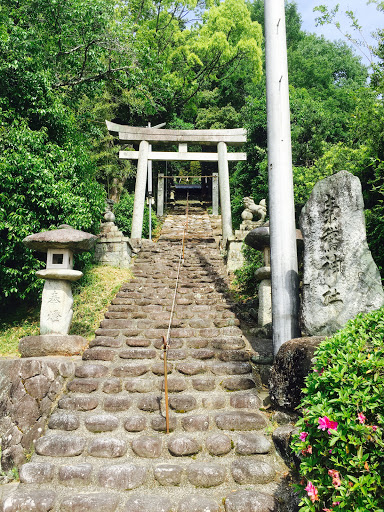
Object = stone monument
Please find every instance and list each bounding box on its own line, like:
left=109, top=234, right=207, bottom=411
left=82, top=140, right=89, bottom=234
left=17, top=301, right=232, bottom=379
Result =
left=300, top=170, right=384, bottom=336
left=19, top=225, right=97, bottom=357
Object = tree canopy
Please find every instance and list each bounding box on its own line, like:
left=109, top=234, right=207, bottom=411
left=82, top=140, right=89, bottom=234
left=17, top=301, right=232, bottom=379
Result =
left=2, top=0, right=384, bottom=306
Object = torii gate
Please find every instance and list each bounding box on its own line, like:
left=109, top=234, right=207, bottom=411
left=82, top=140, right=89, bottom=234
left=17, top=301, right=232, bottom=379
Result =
left=105, top=121, right=247, bottom=243
left=106, top=0, right=300, bottom=358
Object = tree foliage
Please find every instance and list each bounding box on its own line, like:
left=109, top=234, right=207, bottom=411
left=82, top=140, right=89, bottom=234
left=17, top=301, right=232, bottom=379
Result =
left=0, top=122, right=105, bottom=304
left=229, top=1, right=369, bottom=229
left=2, top=0, right=384, bottom=307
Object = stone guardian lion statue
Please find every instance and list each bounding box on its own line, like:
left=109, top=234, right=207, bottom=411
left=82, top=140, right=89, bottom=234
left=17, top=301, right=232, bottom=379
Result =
left=241, top=197, right=267, bottom=223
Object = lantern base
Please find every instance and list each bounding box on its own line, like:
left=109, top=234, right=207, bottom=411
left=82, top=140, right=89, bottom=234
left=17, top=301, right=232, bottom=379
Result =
left=19, top=335, right=88, bottom=358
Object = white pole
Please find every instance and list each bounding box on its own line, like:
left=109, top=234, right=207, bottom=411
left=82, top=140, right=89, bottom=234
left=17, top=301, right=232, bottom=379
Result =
left=264, top=0, right=300, bottom=355
left=148, top=122, right=152, bottom=241
left=217, top=142, right=233, bottom=244
left=131, top=140, right=149, bottom=239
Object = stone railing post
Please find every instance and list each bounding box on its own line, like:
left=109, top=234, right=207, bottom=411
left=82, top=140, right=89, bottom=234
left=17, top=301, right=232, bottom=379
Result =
left=157, top=173, right=165, bottom=216
left=212, top=173, right=219, bottom=216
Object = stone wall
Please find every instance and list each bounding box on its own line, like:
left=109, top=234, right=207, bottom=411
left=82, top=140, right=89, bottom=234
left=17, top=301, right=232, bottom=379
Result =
left=0, top=357, right=79, bottom=471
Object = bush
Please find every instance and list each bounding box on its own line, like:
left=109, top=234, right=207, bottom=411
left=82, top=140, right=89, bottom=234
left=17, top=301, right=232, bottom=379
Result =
left=114, top=192, right=158, bottom=239
left=232, top=244, right=263, bottom=300
left=293, top=306, right=384, bottom=512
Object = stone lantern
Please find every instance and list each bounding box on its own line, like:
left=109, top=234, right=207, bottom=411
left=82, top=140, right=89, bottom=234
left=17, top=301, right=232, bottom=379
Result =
left=244, top=226, right=303, bottom=327
left=19, top=225, right=97, bottom=357
left=244, top=226, right=272, bottom=326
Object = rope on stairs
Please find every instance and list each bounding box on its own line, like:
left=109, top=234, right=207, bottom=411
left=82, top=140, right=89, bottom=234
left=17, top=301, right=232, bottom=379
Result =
left=162, top=194, right=189, bottom=433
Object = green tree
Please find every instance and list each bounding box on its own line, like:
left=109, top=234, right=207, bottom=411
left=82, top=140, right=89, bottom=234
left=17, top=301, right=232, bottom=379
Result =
left=0, top=0, right=111, bottom=305
left=229, top=1, right=368, bottom=228
left=0, top=122, right=105, bottom=305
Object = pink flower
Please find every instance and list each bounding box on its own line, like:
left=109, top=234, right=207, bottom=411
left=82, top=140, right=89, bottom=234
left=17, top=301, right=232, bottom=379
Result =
left=302, top=445, right=312, bottom=456
left=314, top=368, right=324, bottom=375
left=372, top=425, right=378, bottom=432
left=318, top=416, right=338, bottom=434
left=358, top=412, right=366, bottom=424
left=332, top=502, right=340, bottom=506
left=305, top=481, right=319, bottom=503
left=299, top=432, right=309, bottom=441
left=323, top=509, right=333, bottom=512
left=328, top=469, right=341, bottom=488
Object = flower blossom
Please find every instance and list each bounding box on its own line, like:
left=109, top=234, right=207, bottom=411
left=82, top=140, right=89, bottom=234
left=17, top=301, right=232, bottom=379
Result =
left=318, top=416, right=338, bottom=434
left=323, top=509, right=333, bottom=512
left=358, top=412, right=366, bottom=424
left=372, top=425, right=378, bottom=432
left=302, top=445, right=312, bottom=456
left=299, top=431, right=309, bottom=441
left=305, top=481, right=319, bottom=503
left=328, top=469, right=341, bottom=488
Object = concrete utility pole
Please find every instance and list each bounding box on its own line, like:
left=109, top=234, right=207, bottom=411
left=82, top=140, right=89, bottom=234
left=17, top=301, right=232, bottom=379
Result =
left=264, top=0, right=300, bottom=355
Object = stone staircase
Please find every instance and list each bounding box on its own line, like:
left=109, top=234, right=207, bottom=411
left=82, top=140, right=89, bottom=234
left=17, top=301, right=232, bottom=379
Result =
left=2, top=206, right=292, bottom=512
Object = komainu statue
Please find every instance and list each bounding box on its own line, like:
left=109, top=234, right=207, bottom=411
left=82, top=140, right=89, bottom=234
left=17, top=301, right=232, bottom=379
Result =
left=241, top=197, right=267, bottom=224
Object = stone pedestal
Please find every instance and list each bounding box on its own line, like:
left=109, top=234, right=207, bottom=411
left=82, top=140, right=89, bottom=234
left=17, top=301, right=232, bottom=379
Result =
left=94, top=222, right=133, bottom=268
left=245, top=226, right=302, bottom=329
left=226, top=220, right=265, bottom=274
left=226, top=238, right=245, bottom=274
left=257, top=278, right=272, bottom=326
left=39, top=280, right=74, bottom=335
left=19, top=336, right=88, bottom=358
left=269, top=336, right=325, bottom=411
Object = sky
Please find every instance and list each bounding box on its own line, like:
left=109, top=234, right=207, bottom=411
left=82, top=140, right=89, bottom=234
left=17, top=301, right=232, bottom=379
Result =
left=293, top=0, right=384, bottom=65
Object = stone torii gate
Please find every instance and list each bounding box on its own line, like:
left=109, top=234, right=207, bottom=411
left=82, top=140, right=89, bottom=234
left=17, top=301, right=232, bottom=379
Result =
left=106, top=121, right=246, bottom=243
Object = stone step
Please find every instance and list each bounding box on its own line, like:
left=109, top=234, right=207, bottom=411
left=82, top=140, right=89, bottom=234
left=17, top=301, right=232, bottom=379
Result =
left=19, top=453, right=280, bottom=490
left=2, top=488, right=278, bottom=512
left=43, top=411, right=269, bottom=437
left=4, top=211, right=291, bottom=512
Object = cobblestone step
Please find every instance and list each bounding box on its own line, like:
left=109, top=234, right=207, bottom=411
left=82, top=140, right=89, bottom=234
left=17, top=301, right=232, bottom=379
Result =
left=2, top=208, right=290, bottom=512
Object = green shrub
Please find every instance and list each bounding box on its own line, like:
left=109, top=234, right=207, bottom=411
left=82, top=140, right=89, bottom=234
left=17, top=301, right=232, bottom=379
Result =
left=232, top=245, right=263, bottom=300
left=293, top=306, right=384, bottom=512
left=0, top=122, right=105, bottom=306
left=114, top=192, right=158, bottom=239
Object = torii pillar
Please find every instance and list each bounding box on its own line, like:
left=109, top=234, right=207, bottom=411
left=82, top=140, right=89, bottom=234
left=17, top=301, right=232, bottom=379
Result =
left=265, top=0, right=300, bottom=355
left=130, top=140, right=149, bottom=240
left=217, top=142, right=233, bottom=243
